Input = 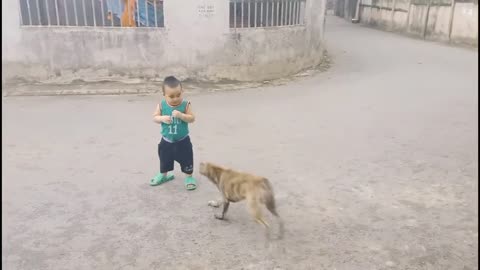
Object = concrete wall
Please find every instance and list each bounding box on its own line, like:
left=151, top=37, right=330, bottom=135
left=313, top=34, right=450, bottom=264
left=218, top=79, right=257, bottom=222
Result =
left=353, top=0, right=478, bottom=45
left=2, top=0, right=326, bottom=89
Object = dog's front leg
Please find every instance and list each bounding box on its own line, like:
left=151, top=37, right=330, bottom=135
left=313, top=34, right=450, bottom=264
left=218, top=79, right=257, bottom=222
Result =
left=208, top=199, right=222, bottom=208
left=214, top=200, right=230, bottom=220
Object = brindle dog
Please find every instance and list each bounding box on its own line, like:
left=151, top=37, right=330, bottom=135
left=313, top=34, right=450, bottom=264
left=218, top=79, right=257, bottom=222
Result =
left=199, top=162, right=284, bottom=239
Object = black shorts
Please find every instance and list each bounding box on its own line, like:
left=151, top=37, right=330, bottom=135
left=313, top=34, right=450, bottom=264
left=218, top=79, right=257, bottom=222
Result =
left=158, top=136, right=194, bottom=174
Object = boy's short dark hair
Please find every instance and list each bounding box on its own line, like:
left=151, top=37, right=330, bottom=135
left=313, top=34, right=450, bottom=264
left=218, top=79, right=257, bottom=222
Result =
left=162, top=76, right=182, bottom=94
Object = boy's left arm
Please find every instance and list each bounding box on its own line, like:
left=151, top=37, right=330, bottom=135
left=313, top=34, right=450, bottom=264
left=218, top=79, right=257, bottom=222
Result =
left=172, top=103, right=195, bottom=123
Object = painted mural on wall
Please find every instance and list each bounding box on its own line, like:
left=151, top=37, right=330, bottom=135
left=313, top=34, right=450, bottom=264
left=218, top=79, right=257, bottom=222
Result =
left=19, top=0, right=164, bottom=27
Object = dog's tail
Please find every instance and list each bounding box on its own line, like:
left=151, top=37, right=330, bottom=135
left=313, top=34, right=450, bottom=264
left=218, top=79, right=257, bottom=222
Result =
left=262, top=178, right=279, bottom=217
left=262, top=178, right=284, bottom=239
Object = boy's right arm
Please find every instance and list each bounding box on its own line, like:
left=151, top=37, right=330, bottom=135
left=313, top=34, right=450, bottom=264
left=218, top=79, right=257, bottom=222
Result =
left=153, top=104, right=170, bottom=124
left=153, top=104, right=161, bottom=116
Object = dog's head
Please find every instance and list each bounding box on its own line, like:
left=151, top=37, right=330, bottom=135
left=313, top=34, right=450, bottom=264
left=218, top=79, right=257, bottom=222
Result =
left=199, top=162, right=210, bottom=177
left=199, top=162, right=224, bottom=185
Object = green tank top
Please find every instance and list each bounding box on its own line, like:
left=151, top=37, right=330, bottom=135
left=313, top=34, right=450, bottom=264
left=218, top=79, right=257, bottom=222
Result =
left=160, top=99, right=190, bottom=142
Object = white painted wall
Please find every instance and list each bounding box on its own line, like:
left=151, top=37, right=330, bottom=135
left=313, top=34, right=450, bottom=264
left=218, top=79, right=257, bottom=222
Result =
left=2, top=0, right=327, bottom=89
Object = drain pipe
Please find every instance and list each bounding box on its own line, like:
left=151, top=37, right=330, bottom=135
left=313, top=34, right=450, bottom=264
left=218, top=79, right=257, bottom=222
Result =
left=351, top=0, right=361, bottom=23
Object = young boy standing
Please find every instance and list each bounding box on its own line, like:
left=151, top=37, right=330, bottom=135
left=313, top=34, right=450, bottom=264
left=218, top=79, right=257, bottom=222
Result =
left=150, top=76, right=197, bottom=190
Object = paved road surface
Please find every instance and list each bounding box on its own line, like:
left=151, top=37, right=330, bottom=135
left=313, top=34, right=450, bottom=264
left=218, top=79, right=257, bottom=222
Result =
left=3, top=16, right=478, bottom=269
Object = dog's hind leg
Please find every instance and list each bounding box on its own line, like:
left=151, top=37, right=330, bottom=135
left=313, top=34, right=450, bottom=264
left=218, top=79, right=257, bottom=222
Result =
left=247, top=195, right=271, bottom=239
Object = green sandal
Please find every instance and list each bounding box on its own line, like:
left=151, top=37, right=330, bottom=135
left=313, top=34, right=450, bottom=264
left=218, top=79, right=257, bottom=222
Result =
left=150, top=173, right=175, bottom=186
left=184, top=176, right=197, bottom=190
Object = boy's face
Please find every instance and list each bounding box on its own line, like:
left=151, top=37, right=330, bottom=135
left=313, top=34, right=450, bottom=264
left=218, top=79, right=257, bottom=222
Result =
left=163, top=85, right=183, bottom=106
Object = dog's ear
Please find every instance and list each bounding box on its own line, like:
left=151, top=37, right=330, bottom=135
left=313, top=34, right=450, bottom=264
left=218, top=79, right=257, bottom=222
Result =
left=209, top=164, right=224, bottom=184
